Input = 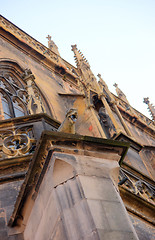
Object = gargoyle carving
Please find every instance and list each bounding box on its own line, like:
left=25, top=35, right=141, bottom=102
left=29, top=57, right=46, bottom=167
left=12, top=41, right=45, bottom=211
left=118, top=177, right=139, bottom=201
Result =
left=58, top=108, right=78, bottom=134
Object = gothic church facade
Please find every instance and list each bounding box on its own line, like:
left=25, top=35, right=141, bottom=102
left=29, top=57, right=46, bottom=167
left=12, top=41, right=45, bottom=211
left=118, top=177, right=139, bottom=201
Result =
left=0, top=15, right=154, bottom=240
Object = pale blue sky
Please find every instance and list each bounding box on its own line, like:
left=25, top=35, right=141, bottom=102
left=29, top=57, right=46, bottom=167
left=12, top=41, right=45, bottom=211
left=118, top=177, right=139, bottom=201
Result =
left=1, top=0, right=155, bottom=118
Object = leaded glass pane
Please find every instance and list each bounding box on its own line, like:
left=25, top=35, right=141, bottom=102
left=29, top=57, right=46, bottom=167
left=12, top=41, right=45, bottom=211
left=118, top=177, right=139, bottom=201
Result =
left=13, top=100, right=25, bottom=117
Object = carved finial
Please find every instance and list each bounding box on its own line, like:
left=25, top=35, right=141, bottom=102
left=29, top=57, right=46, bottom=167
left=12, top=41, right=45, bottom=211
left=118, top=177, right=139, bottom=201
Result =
left=46, top=35, right=51, bottom=41
left=46, top=35, right=51, bottom=40
left=97, top=73, right=104, bottom=81
left=143, top=97, right=155, bottom=121
left=143, top=97, right=150, bottom=105
left=113, top=83, right=118, bottom=88
left=98, top=73, right=106, bottom=90
left=97, top=73, right=101, bottom=78
left=71, top=44, right=77, bottom=51
left=71, top=44, right=89, bottom=67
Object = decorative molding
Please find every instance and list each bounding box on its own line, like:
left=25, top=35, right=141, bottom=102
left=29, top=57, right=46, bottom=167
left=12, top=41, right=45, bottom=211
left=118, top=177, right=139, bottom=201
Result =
left=113, top=94, right=155, bottom=132
left=22, top=69, right=46, bottom=115
left=119, top=168, right=155, bottom=205
left=0, top=125, right=36, bottom=158
left=119, top=186, right=155, bottom=225
left=0, top=15, right=78, bottom=81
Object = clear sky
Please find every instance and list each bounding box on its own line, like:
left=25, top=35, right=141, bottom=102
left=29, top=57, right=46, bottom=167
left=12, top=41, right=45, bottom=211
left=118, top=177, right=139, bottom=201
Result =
left=1, top=0, right=155, bottom=119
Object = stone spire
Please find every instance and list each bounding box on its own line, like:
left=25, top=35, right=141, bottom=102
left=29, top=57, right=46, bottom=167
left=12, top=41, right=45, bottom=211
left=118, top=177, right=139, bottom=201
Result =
left=113, top=83, right=130, bottom=105
left=46, top=35, right=60, bottom=56
left=71, top=44, right=99, bottom=92
left=71, top=45, right=133, bottom=138
left=143, top=97, right=155, bottom=121
left=71, top=44, right=107, bottom=138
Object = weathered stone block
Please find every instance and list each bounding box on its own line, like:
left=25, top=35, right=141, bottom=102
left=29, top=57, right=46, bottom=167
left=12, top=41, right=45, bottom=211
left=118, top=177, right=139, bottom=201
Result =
left=101, top=201, right=135, bottom=232
left=0, top=181, right=23, bottom=208
left=8, top=233, right=24, bottom=240
left=87, top=199, right=110, bottom=230
left=25, top=189, right=60, bottom=240
left=62, top=200, right=96, bottom=240
left=50, top=218, right=68, bottom=240
left=98, top=230, right=138, bottom=240
left=55, top=177, right=84, bottom=210
left=78, top=175, right=120, bottom=202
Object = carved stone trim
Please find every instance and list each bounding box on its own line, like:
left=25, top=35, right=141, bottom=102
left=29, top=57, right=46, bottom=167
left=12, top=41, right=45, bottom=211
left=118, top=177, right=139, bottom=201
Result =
left=2, top=134, right=31, bottom=157
left=119, top=168, right=155, bottom=205
left=0, top=16, right=78, bottom=81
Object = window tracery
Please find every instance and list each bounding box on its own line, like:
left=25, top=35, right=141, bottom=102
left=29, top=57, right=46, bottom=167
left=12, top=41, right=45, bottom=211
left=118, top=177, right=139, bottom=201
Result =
left=0, top=75, right=28, bottom=120
left=0, top=59, right=49, bottom=120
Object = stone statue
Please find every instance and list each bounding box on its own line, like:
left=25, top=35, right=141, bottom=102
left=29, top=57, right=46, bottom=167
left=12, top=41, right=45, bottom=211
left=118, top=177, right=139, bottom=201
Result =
left=98, top=107, right=116, bottom=138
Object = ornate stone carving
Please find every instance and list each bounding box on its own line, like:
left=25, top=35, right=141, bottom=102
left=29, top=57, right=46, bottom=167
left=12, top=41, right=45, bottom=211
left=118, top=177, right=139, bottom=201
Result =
left=119, top=169, right=155, bottom=205
left=46, top=35, right=68, bottom=73
left=46, top=35, right=60, bottom=56
left=98, top=107, right=116, bottom=138
left=2, top=134, right=31, bottom=157
left=0, top=126, right=36, bottom=158
left=113, top=83, right=138, bottom=119
left=58, top=108, right=78, bottom=134
left=22, top=69, right=46, bottom=114
left=71, top=45, right=133, bottom=137
left=113, top=83, right=130, bottom=105
left=143, top=97, right=155, bottom=121
left=71, top=44, right=99, bottom=94
left=0, top=16, right=77, bottom=76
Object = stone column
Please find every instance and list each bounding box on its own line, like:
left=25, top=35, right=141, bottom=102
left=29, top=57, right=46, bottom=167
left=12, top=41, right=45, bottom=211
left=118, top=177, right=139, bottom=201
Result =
left=21, top=132, right=138, bottom=240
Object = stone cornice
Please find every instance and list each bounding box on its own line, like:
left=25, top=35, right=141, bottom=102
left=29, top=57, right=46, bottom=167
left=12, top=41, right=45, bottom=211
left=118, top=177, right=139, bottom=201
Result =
left=113, top=132, right=143, bottom=151
left=0, top=113, right=60, bottom=129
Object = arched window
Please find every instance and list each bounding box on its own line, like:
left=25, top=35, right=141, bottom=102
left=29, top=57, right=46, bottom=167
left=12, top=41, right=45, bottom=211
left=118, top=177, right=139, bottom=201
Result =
left=0, top=92, right=11, bottom=119
left=0, top=59, right=52, bottom=120
left=0, top=74, right=28, bottom=120
left=13, top=99, right=26, bottom=118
